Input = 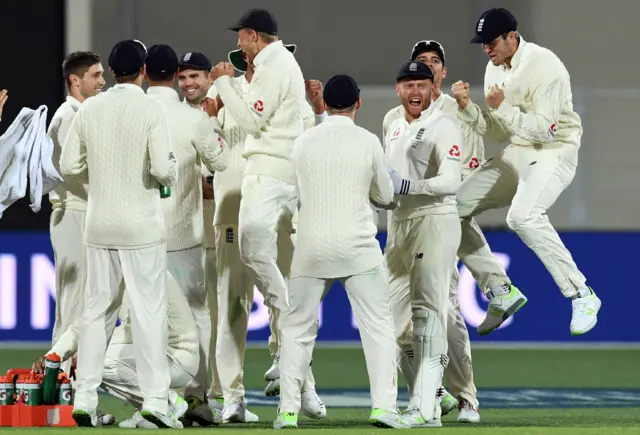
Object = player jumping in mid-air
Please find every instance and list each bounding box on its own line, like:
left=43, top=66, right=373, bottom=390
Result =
left=451, top=7, right=601, bottom=335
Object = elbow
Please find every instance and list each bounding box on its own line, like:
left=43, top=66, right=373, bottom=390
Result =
left=448, top=178, right=462, bottom=196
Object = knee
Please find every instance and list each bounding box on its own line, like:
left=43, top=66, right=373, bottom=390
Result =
left=505, top=209, right=538, bottom=233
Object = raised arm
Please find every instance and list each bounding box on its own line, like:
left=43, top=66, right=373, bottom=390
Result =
left=59, top=109, right=87, bottom=178
left=192, top=113, right=229, bottom=173
left=147, top=104, right=177, bottom=187
left=214, top=65, right=284, bottom=135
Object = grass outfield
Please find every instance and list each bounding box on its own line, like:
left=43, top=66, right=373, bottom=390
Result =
left=1, top=347, right=640, bottom=433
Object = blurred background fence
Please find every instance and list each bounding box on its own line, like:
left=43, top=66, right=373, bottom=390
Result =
left=0, top=0, right=638, bottom=346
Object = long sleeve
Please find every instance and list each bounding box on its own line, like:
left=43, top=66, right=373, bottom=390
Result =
left=148, top=105, right=177, bottom=187
left=192, top=115, right=228, bottom=173
left=214, top=68, right=284, bottom=135
left=59, top=109, right=87, bottom=178
left=369, top=138, right=394, bottom=206
left=458, top=100, right=511, bottom=143
left=493, top=75, right=563, bottom=143
left=408, top=120, right=462, bottom=196
left=48, top=323, right=79, bottom=362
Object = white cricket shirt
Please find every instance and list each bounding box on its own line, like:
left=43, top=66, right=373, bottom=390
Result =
left=48, top=96, right=88, bottom=211
left=214, top=41, right=306, bottom=185
left=147, top=86, right=228, bottom=251
left=385, top=103, right=463, bottom=220
left=458, top=37, right=582, bottom=149
left=291, top=115, right=394, bottom=279
left=60, top=84, right=177, bottom=249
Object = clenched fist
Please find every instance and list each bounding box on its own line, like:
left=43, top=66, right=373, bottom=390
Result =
left=202, top=97, right=219, bottom=117
left=305, top=80, right=325, bottom=114
left=485, top=85, right=505, bottom=110
left=211, top=62, right=235, bottom=81
left=0, top=89, right=7, bottom=120
left=451, top=81, right=470, bottom=110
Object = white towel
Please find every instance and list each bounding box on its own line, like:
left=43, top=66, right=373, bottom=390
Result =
left=0, top=105, right=64, bottom=218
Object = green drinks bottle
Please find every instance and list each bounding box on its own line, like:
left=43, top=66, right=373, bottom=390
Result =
left=42, top=353, right=61, bottom=405
left=159, top=185, right=171, bottom=198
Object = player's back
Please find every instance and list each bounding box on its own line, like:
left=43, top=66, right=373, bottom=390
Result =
left=291, top=116, right=385, bottom=279
left=80, top=84, right=168, bottom=248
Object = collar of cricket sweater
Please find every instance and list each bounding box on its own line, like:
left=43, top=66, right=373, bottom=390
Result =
left=418, top=101, right=438, bottom=120
left=253, top=40, right=284, bottom=67
left=323, top=114, right=355, bottom=125
left=146, top=86, right=180, bottom=102
left=503, top=37, right=527, bottom=71
left=109, top=83, right=145, bottom=94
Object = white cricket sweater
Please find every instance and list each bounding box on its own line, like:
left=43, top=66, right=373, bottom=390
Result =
left=458, top=37, right=582, bottom=149
left=48, top=96, right=88, bottom=211
left=383, top=93, right=485, bottom=178
left=147, top=86, right=228, bottom=251
left=385, top=103, right=463, bottom=220
left=214, top=75, right=320, bottom=226
left=60, top=84, right=177, bottom=249
left=214, top=41, right=306, bottom=185
left=291, top=115, right=393, bottom=279
left=48, top=270, right=199, bottom=362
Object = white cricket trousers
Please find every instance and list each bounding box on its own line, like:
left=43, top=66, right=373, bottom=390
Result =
left=167, top=246, right=210, bottom=400
left=458, top=144, right=587, bottom=298
left=386, top=213, right=461, bottom=419
left=205, top=246, right=223, bottom=400
left=74, top=243, right=171, bottom=415
left=238, top=174, right=296, bottom=344
left=213, top=222, right=317, bottom=404
left=50, top=209, right=86, bottom=346
left=101, top=343, right=197, bottom=408
left=279, top=264, right=398, bottom=414
left=50, top=208, right=86, bottom=376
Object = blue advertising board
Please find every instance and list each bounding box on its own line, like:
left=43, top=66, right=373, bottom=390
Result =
left=0, top=231, right=636, bottom=343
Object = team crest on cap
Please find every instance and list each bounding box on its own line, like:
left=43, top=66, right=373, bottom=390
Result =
left=477, top=18, right=485, bottom=32
left=409, top=62, right=418, bottom=71
left=183, top=53, right=192, bottom=62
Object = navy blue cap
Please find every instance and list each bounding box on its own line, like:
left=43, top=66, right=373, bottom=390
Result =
left=228, top=44, right=296, bottom=72
left=410, top=40, right=446, bottom=65
left=396, top=61, right=434, bottom=82
left=323, top=75, right=360, bottom=110
left=229, top=9, right=278, bottom=35
left=470, top=8, right=518, bottom=44
left=108, top=40, right=145, bottom=76
left=178, top=52, right=212, bottom=71
left=145, top=44, right=179, bottom=75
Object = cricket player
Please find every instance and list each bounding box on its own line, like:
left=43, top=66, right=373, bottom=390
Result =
left=177, top=51, right=226, bottom=419
left=451, top=7, right=601, bottom=335
left=384, top=61, right=463, bottom=427
left=48, top=52, right=105, bottom=362
left=383, top=40, right=481, bottom=423
left=207, top=46, right=324, bottom=423
left=59, top=40, right=179, bottom=428
left=32, top=272, right=196, bottom=428
left=145, top=44, right=230, bottom=426
left=212, top=12, right=306, bottom=389
left=277, top=74, right=406, bottom=430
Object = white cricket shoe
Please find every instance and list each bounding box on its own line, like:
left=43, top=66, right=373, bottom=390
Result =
left=301, top=390, right=326, bottom=419
left=570, top=288, right=601, bottom=335
left=72, top=408, right=98, bottom=427
left=370, top=408, right=410, bottom=429
left=273, top=412, right=298, bottom=429
left=478, top=285, right=527, bottom=335
left=119, top=410, right=158, bottom=429
left=439, top=387, right=458, bottom=416
left=97, top=410, right=116, bottom=426
left=221, top=402, right=260, bottom=423
left=457, top=398, right=480, bottom=423
left=401, top=407, right=442, bottom=428
left=169, top=391, right=189, bottom=421
left=141, top=409, right=184, bottom=429
left=265, top=378, right=280, bottom=396
left=265, top=354, right=280, bottom=381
